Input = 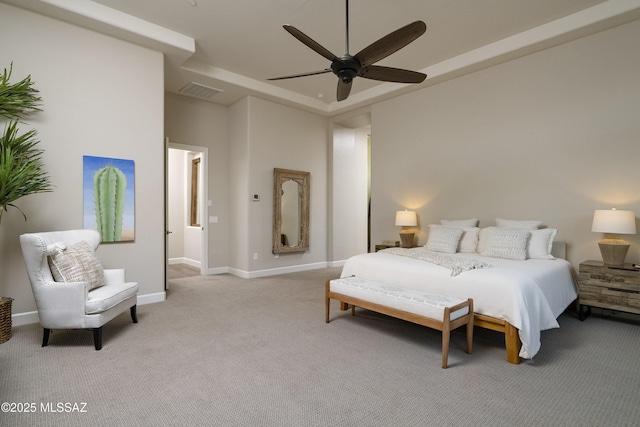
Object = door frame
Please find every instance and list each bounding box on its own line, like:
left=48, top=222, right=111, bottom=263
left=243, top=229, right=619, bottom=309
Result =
left=165, top=139, right=209, bottom=289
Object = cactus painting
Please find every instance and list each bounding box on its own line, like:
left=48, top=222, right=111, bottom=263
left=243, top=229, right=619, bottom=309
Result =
left=83, top=156, right=135, bottom=242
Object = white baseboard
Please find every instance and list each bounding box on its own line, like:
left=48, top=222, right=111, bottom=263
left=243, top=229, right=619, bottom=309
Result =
left=228, top=261, right=329, bottom=279
left=138, top=292, right=166, bottom=305
left=12, top=311, right=39, bottom=327
left=168, top=257, right=200, bottom=268
left=11, top=292, right=167, bottom=326
left=329, top=260, right=347, bottom=268
left=207, top=266, right=229, bottom=275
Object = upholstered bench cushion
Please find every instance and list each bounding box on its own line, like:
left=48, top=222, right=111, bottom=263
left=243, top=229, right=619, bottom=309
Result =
left=86, top=282, right=139, bottom=314
left=330, top=277, right=469, bottom=320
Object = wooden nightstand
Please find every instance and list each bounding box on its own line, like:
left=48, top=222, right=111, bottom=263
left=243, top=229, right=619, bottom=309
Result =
left=375, top=244, right=398, bottom=252
left=578, top=260, right=640, bottom=320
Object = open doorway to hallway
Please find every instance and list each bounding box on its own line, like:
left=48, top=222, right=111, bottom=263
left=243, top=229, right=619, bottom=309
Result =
left=331, top=115, right=371, bottom=264
left=166, top=141, right=209, bottom=288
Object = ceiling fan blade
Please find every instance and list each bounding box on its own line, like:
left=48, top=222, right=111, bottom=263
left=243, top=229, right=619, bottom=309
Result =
left=283, top=25, right=339, bottom=62
left=355, top=21, right=426, bottom=66
left=359, top=65, right=426, bottom=83
left=268, top=69, right=332, bottom=80
left=336, top=79, right=352, bottom=102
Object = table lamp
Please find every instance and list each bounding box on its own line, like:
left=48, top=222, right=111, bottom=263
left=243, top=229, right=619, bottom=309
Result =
left=395, top=210, right=417, bottom=248
left=591, top=208, right=636, bottom=265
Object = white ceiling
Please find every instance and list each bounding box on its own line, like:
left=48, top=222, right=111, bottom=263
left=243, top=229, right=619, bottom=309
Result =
left=5, top=0, right=640, bottom=116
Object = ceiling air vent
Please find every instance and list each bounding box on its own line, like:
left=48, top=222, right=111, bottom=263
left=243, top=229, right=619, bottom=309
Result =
left=178, top=82, right=222, bottom=99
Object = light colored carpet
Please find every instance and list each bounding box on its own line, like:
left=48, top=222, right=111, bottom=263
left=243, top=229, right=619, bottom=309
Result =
left=1, top=267, right=639, bottom=426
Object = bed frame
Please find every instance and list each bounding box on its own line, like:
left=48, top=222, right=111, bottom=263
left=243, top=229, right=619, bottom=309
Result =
left=474, top=314, right=521, bottom=364
left=475, top=241, right=566, bottom=363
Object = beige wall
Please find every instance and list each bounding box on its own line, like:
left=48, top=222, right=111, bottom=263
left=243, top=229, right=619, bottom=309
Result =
left=0, top=4, right=166, bottom=318
left=229, top=97, right=329, bottom=276
left=370, top=19, right=640, bottom=268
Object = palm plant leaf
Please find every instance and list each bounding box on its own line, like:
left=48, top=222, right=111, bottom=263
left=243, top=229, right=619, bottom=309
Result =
left=0, top=120, right=53, bottom=223
left=0, top=63, right=42, bottom=121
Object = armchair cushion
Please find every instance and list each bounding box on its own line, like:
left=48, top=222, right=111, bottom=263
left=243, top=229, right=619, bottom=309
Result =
left=47, top=240, right=105, bottom=291
left=86, top=281, right=139, bottom=314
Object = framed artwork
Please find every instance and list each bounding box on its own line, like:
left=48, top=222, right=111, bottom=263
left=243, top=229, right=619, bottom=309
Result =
left=83, top=155, right=135, bottom=242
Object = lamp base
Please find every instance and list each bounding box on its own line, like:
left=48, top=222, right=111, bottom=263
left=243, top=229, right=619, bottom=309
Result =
left=598, top=239, right=630, bottom=265
left=399, top=232, right=415, bottom=248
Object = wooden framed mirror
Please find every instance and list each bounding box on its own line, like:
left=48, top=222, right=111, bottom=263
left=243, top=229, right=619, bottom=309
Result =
left=273, top=168, right=310, bottom=254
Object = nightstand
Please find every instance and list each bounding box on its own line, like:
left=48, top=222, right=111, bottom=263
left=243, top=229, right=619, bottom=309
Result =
left=577, top=260, right=640, bottom=320
left=374, top=243, right=399, bottom=252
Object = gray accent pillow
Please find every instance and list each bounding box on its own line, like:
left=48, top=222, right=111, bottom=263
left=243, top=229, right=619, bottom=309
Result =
left=47, top=241, right=105, bottom=290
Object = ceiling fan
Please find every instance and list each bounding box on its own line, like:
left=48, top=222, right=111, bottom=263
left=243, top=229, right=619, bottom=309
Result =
left=268, top=0, right=427, bottom=102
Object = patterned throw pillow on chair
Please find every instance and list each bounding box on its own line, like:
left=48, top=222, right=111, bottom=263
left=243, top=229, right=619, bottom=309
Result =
left=47, top=241, right=105, bottom=290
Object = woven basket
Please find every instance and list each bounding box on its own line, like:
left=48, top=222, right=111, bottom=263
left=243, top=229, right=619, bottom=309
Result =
left=0, top=297, right=13, bottom=344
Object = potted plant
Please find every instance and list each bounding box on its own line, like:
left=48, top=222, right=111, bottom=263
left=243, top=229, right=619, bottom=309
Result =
left=0, top=63, right=52, bottom=224
left=0, top=63, right=51, bottom=343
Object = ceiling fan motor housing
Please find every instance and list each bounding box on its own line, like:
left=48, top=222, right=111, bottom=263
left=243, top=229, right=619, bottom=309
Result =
left=332, top=56, right=361, bottom=83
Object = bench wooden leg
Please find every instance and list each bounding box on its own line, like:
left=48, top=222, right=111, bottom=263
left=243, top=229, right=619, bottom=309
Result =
left=442, top=322, right=451, bottom=369
left=442, top=307, right=452, bottom=368
left=466, top=299, right=474, bottom=355
left=325, top=281, right=330, bottom=323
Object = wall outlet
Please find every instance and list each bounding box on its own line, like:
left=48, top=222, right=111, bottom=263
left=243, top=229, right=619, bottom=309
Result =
left=209, top=216, right=218, bottom=223
left=253, top=252, right=259, bottom=260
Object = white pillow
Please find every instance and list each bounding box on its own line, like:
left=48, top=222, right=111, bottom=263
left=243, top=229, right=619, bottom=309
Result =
left=527, top=228, right=557, bottom=259
left=430, top=225, right=479, bottom=253
left=495, top=218, right=542, bottom=230
left=440, top=218, right=478, bottom=227
left=425, top=226, right=464, bottom=254
left=480, top=227, right=530, bottom=261
left=476, top=227, right=492, bottom=254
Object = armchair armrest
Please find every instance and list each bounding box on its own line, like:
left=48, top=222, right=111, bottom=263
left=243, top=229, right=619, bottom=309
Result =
left=103, top=268, right=126, bottom=286
left=32, top=280, right=89, bottom=328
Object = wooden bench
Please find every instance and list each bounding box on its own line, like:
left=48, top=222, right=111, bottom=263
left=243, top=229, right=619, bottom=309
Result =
left=325, top=277, right=474, bottom=368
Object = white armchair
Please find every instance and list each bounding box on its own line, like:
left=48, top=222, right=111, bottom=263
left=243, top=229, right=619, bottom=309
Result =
left=20, top=229, right=138, bottom=350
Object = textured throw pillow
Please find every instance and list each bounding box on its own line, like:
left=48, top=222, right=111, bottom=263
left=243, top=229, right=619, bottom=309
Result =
left=480, top=227, right=530, bottom=261
left=440, top=218, right=479, bottom=227
left=431, top=225, right=480, bottom=253
left=425, top=226, right=464, bottom=254
left=527, top=228, right=557, bottom=259
left=47, top=241, right=105, bottom=290
left=495, top=218, right=542, bottom=230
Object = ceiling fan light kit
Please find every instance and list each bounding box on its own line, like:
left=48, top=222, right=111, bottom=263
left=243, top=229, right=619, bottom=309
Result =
left=268, top=0, right=427, bottom=102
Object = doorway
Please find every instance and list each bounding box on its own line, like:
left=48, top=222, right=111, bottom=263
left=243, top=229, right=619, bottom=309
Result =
left=166, top=141, right=209, bottom=289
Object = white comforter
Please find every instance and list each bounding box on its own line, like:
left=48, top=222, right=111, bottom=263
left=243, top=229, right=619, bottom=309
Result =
left=340, top=250, right=578, bottom=359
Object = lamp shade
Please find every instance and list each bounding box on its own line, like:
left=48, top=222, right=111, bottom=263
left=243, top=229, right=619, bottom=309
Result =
left=591, top=209, right=636, bottom=234
left=395, top=210, right=417, bottom=227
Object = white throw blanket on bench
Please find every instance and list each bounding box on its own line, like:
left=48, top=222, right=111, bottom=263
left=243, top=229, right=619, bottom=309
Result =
left=382, top=248, right=492, bottom=277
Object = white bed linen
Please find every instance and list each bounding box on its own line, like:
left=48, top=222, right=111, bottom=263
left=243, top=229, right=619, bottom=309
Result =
left=340, top=250, right=577, bottom=359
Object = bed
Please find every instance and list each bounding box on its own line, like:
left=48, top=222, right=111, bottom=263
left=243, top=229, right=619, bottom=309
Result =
left=339, top=221, right=578, bottom=364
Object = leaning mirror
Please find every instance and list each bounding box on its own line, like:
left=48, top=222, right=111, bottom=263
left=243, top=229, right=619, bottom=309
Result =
left=273, top=168, right=310, bottom=254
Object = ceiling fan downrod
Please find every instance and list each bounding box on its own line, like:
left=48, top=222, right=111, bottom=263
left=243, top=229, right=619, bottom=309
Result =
left=345, top=0, right=350, bottom=55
